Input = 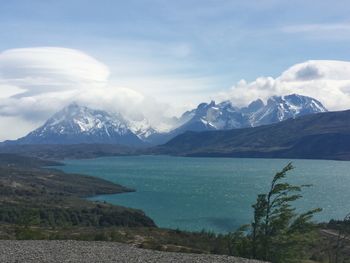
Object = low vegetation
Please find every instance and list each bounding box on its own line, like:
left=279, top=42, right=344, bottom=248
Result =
left=0, top=154, right=155, bottom=229
left=227, top=163, right=321, bottom=262
left=225, top=163, right=350, bottom=263
left=320, top=214, right=350, bottom=263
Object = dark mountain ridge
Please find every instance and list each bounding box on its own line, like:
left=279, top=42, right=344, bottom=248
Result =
left=154, top=109, right=350, bottom=160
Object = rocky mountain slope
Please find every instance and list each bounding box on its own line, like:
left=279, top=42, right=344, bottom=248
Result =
left=177, top=94, right=326, bottom=131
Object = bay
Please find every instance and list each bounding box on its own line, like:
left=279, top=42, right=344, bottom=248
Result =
left=59, top=156, right=350, bottom=233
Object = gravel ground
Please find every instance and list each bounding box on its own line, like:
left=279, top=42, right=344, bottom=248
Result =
left=0, top=240, right=266, bottom=263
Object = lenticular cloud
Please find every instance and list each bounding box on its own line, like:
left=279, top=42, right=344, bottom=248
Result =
left=1, top=46, right=350, bottom=141
left=0, top=47, right=110, bottom=97
left=0, top=47, right=170, bottom=140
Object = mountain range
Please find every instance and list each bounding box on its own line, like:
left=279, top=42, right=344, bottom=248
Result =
left=3, top=94, right=327, bottom=146
left=148, top=94, right=326, bottom=145
left=154, top=109, right=350, bottom=160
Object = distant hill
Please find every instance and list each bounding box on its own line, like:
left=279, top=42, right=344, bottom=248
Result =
left=0, top=144, right=134, bottom=160
left=154, top=110, right=350, bottom=160
left=0, top=153, right=61, bottom=167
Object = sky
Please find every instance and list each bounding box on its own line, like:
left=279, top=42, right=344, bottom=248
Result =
left=1, top=0, right=350, bottom=140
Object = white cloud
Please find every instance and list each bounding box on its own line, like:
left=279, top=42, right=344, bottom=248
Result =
left=0, top=47, right=112, bottom=124
left=0, top=47, right=177, bottom=140
left=0, top=116, right=40, bottom=141
left=98, top=40, right=217, bottom=108
left=0, top=47, right=110, bottom=97
left=218, top=60, right=350, bottom=110
left=1, top=46, right=350, bottom=141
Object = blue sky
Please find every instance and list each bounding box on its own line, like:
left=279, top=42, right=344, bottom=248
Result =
left=1, top=0, right=350, bottom=88
left=1, top=0, right=350, bottom=140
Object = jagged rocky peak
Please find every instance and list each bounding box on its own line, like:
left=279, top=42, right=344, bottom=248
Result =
left=247, top=99, right=265, bottom=112
left=265, top=94, right=327, bottom=116
left=283, top=94, right=327, bottom=113
left=128, top=117, right=158, bottom=140
left=242, top=99, right=265, bottom=113
left=176, top=99, right=247, bottom=131
left=249, top=94, right=327, bottom=126
left=176, top=93, right=327, bottom=132
left=196, top=100, right=216, bottom=114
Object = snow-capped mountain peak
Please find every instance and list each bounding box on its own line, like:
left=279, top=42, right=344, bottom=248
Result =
left=128, top=118, right=158, bottom=140
left=175, top=93, right=327, bottom=133
left=40, top=102, right=130, bottom=136
left=176, top=100, right=247, bottom=131
left=7, top=94, right=328, bottom=146
left=14, top=103, right=144, bottom=146
left=250, top=94, right=327, bottom=126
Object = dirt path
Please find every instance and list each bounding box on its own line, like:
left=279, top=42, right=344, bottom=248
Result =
left=0, top=240, right=267, bottom=263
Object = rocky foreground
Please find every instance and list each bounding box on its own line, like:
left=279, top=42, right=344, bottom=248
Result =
left=0, top=240, right=266, bottom=263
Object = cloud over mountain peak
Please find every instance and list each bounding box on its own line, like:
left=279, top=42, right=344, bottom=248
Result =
left=1, top=47, right=350, bottom=141
left=0, top=47, right=172, bottom=140
left=220, top=60, right=350, bottom=111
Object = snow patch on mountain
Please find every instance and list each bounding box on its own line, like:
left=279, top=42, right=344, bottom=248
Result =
left=34, top=102, right=130, bottom=137
left=177, top=94, right=327, bottom=132
left=13, top=103, right=144, bottom=146
left=6, top=93, right=328, bottom=146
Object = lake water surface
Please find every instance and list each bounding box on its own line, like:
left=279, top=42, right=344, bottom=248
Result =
left=59, top=156, right=350, bottom=233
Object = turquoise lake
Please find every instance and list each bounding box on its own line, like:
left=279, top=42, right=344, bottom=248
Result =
left=59, top=156, right=350, bottom=233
